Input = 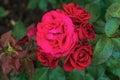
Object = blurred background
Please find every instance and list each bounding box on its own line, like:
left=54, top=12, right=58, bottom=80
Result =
left=0, top=0, right=115, bottom=35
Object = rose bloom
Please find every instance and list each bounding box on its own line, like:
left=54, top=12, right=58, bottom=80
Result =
left=77, top=22, right=95, bottom=40
left=63, top=3, right=91, bottom=25
left=37, top=48, right=59, bottom=69
left=36, top=11, right=78, bottom=58
left=63, top=43, right=92, bottom=71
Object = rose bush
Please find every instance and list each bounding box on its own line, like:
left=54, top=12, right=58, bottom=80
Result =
left=1, top=0, right=119, bottom=79
left=36, top=3, right=94, bottom=71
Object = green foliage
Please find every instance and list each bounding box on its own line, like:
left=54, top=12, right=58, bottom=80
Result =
left=30, top=67, right=49, bottom=80
left=105, top=18, right=119, bottom=37
left=10, top=69, right=29, bottom=80
left=27, top=0, right=63, bottom=11
left=85, top=74, right=94, bottom=80
left=106, top=2, right=120, bottom=21
left=49, top=66, right=66, bottom=80
left=3, top=0, right=120, bottom=79
left=13, top=21, right=27, bottom=39
left=112, top=38, right=120, bottom=51
left=48, top=0, right=57, bottom=5
left=87, top=66, right=105, bottom=79
left=85, top=3, right=101, bottom=23
left=111, top=69, right=120, bottom=77
left=68, top=69, right=85, bottom=80
left=67, top=65, right=111, bottom=80
left=38, top=0, right=48, bottom=11
left=92, top=38, right=114, bottom=65
left=112, top=48, right=120, bottom=61
left=30, top=66, right=65, bottom=80
left=27, top=0, right=39, bottom=10
left=107, top=2, right=120, bottom=18
left=0, top=7, right=7, bottom=17
left=104, top=48, right=120, bottom=79
left=93, top=20, right=105, bottom=34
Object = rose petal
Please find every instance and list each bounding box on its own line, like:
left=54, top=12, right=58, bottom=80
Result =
left=27, top=25, right=36, bottom=39
left=63, top=55, right=74, bottom=72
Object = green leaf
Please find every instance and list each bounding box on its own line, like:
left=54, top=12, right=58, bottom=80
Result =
left=10, top=69, right=29, bottom=80
left=48, top=0, right=56, bottom=4
left=0, top=7, right=6, bottom=17
left=105, top=50, right=120, bottom=78
left=7, top=44, right=14, bottom=53
left=64, top=0, right=72, bottom=4
left=112, top=48, right=120, bottom=61
left=85, top=74, right=94, bottom=80
left=98, top=76, right=110, bottom=80
left=105, top=2, right=120, bottom=21
left=103, top=0, right=114, bottom=7
left=106, top=2, right=120, bottom=18
left=105, top=18, right=119, bottom=37
left=111, top=69, right=120, bottom=77
left=38, top=0, right=47, bottom=11
left=30, top=67, right=49, bottom=80
left=114, top=0, right=120, bottom=2
left=49, top=66, right=65, bottom=80
left=104, top=56, right=118, bottom=68
left=87, top=66, right=105, bottom=79
left=112, top=38, right=120, bottom=51
left=68, top=69, right=85, bottom=80
left=72, top=0, right=86, bottom=6
left=92, top=38, right=114, bottom=65
left=93, top=20, right=105, bottom=34
left=27, top=0, right=38, bottom=10
left=85, top=3, right=101, bottom=23
left=105, top=12, right=112, bottom=21
left=13, top=21, right=27, bottom=39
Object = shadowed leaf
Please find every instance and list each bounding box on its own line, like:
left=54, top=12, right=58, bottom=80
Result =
left=22, top=58, right=34, bottom=76
left=92, top=38, right=114, bottom=65
left=1, top=30, right=12, bottom=47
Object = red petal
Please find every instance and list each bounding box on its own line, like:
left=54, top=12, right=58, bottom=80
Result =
left=27, top=24, right=36, bottom=39
left=63, top=56, right=74, bottom=72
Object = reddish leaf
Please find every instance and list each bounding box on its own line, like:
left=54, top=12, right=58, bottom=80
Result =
left=0, top=70, right=9, bottom=80
left=11, top=58, right=21, bottom=72
left=16, top=36, right=29, bottom=45
left=2, top=56, right=13, bottom=74
left=27, top=50, right=37, bottom=61
left=22, top=58, right=34, bottom=76
left=9, top=36, right=17, bottom=46
left=1, top=30, right=12, bottom=47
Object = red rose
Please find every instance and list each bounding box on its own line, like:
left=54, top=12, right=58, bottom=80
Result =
left=37, top=11, right=78, bottom=58
left=63, top=43, right=92, bottom=71
left=37, top=48, right=59, bottom=69
left=63, top=3, right=91, bottom=24
left=77, top=22, right=95, bottom=40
